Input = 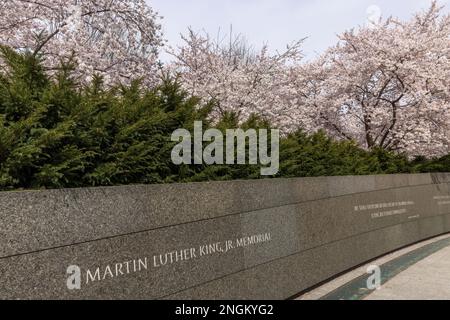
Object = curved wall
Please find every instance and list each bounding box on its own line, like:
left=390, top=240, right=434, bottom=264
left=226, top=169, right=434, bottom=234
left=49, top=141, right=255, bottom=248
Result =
left=0, top=173, right=449, bottom=299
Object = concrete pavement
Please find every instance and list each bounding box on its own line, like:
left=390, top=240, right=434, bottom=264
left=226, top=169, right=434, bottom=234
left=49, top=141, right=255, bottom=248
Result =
left=297, top=233, right=450, bottom=300
left=366, top=245, right=450, bottom=300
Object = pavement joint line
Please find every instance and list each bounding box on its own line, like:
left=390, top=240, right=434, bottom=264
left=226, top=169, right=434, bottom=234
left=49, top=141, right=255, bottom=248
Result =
left=319, top=236, right=450, bottom=300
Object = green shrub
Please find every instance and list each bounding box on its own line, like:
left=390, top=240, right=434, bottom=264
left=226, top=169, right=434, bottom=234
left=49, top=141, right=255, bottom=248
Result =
left=0, top=47, right=446, bottom=190
left=278, top=131, right=413, bottom=177
left=0, top=47, right=211, bottom=189
left=413, top=155, right=450, bottom=173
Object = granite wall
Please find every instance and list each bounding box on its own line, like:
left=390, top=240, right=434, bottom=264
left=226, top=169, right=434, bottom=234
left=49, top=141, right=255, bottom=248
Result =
left=1, top=173, right=449, bottom=299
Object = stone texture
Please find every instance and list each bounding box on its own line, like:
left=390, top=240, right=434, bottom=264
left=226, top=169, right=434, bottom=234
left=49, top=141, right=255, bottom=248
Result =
left=0, top=173, right=449, bottom=299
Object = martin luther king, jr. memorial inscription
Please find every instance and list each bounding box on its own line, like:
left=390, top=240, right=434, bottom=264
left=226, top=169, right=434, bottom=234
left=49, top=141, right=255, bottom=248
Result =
left=0, top=173, right=449, bottom=299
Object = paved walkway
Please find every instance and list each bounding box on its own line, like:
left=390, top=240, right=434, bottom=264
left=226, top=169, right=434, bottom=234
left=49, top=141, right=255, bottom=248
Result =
left=366, top=245, right=450, bottom=300
left=297, top=234, right=450, bottom=300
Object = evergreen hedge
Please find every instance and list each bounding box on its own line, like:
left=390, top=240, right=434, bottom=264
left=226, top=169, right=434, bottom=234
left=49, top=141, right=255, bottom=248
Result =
left=0, top=47, right=447, bottom=190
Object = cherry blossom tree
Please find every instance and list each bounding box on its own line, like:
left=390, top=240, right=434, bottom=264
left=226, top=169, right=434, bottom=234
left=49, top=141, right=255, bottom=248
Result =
left=1, top=1, right=448, bottom=158
left=303, top=1, right=450, bottom=157
left=0, top=0, right=164, bottom=85
left=167, top=29, right=306, bottom=130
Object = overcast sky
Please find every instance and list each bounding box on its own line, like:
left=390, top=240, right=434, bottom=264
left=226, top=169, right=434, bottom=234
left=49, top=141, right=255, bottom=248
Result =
left=148, top=0, right=450, bottom=61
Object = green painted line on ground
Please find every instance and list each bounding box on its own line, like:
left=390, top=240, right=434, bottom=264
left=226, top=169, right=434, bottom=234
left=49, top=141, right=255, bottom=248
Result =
left=320, top=236, right=450, bottom=300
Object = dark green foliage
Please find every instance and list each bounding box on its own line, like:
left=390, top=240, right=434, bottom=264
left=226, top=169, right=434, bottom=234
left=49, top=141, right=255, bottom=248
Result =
left=278, top=131, right=412, bottom=178
left=0, top=48, right=446, bottom=190
left=0, top=48, right=210, bottom=189
left=413, top=154, right=450, bottom=173
left=186, top=113, right=271, bottom=182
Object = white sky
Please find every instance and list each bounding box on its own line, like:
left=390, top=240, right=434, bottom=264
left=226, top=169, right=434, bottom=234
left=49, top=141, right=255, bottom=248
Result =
left=147, top=0, right=450, bottom=61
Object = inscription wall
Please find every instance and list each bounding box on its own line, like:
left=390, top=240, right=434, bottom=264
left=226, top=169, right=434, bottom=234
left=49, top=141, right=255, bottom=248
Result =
left=0, top=173, right=449, bottom=299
